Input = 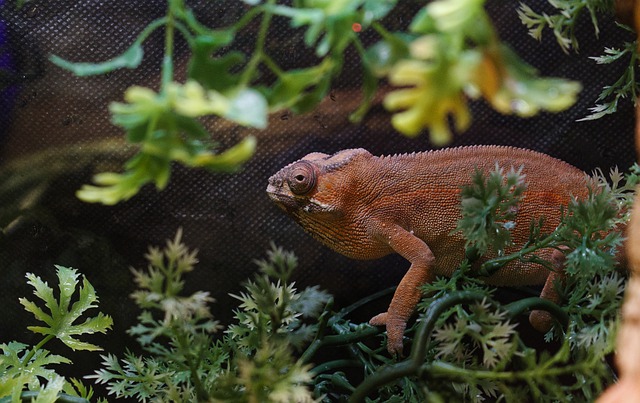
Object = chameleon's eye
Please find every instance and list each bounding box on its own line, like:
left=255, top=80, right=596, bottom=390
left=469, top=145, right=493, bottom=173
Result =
left=287, top=161, right=316, bottom=195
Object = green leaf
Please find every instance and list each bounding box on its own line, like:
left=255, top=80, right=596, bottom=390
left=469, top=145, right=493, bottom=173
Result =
left=32, top=375, right=65, bottom=403
left=364, top=34, right=411, bottom=77
left=196, top=136, right=257, bottom=172
left=489, top=45, right=581, bottom=117
left=88, top=353, right=171, bottom=400
left=579, top=101, right=619, bottom=121
left=20, top=266, right=113, bottom=351
left=0, top=343, right=71, bottom=400
left=174, top=114, right=209, bottom=140
left=50, top=43, right=144, bottom=76
left=349, top=55, right=378, bottom=122
left=363, top=0, right=397, bottom=22
left=267, top=59, right=335, bottom=110
left=409, top=6, right=437, bottom=33
left=455, top=165, right=527, bottom=255
left=188, top=34, right=244, bottom=92
left=124, top=122, right=148, bottom=143
left=266, top=3, right=357, bottom=56
left=290, top=72, right=333, bottom=114
left=20, top=276, right=56, bottom=327
left=65, top=378, right=95, bottom=400
left=58, top=265, right=81, bottom=314
left=590, top=46, right=631, bottom=64
left=224, top=89, right=268, bottom=128
left=580, top=41, right=639, bottom=120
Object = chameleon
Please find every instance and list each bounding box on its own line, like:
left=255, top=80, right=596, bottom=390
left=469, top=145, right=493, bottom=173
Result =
left=266, top=146, right=591, bottom=355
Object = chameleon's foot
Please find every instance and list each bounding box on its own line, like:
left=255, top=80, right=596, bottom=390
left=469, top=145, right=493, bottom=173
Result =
left=369, top=312, right=406, bottom=356
left=529, top=309, right=554, bottom=333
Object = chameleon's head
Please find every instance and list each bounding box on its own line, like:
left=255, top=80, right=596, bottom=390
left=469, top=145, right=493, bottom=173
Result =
left=266, top=148, right=371, bottom=219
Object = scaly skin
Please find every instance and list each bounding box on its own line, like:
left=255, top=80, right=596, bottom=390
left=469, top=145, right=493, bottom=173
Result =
left=266, top=146, right=589, bottom=355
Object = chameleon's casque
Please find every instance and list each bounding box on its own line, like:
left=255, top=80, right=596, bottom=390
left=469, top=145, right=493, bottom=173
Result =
left=267, top=146, right=589, bottom=355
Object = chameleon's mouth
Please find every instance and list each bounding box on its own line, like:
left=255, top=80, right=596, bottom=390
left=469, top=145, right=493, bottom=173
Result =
left=266, top=183, right=295, bottom=206
left=266, top=187, right=285, bottom=202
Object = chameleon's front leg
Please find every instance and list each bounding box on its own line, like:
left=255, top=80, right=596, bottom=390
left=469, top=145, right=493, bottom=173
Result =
left=369, top=223, right=435, bottom=356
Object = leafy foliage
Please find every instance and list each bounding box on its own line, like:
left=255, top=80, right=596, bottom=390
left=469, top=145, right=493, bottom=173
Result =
left=0, top=342, right=70, bottom=402
left=377, top=0, right=581, bottom=144
left=74, top=82, right=259, bottom=205
left=517, top=0, right=614, bottom=53
left=20, top=266, right=113, bottom=351
left=1, top=267, right=110, bottom=402
left=228, top=245, right=331, bottom=352
left=518, top=0, right=638, bottom=120
left=432, top=299, right=518, bottom=369
left=44, top=0, right=589, bottom=204
left=581, top=39, right=640, bottom=120
left=89, top=233, right=326, bottom=402
left=455, top=165, right=527, bottom=255
left=1, top=161, right=634, bottom=401
left=346, top=164, right=632, bottom=402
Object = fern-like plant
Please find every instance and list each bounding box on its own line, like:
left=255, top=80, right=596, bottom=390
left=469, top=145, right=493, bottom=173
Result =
left=89, top=232, right=329, bottom=402
left=0, top=266, right=112, bottom=402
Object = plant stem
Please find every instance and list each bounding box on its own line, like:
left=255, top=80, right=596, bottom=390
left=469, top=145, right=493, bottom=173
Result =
left=350, top=291, right=486, bottom=402
left=411, top=291, right=487, bottom=363
left=21, top=334, right=55, bottom=365
left=239, top=0, right=275, bottom=87
left=173, top=21, right=195, bottom=48
left=335, top=286, right=395, bottom=318
left=323, top=325, right=381, bottom=347
left=424, top=348, right=588, bottom=382
left=175, top=329, right=209, bottom=401
left=371, top=22, right=392, bottom=41
left=478, top=234, right=557, bottom=276
left=0, top=392, right=89, bottom=403
left=262, top=53, right=284, bottom=76
left=161, top=0, right=177, bottom=90
left=300, top=299, right=333, bottom=363
left=311, top=359, right=361, bottom=375
left=135, top=17, right=170, bottom=46
left=302, top=324, right=381, bottom=364
left=504, top=297, right=569, bottom=327
left=232, top=6, right=264, bottom=32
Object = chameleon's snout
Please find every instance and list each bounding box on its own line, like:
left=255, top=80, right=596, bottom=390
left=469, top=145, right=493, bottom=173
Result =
left=266, top=172, right=288, bottom=203
left=267, top=173, right=284, bottom=188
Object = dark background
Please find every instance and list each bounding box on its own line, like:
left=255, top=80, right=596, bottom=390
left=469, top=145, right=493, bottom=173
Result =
left=0, top=0, right=636, bottom=383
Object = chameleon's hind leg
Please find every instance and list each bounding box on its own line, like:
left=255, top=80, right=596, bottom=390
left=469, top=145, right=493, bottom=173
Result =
left=529, top=248, right=566, bottom=332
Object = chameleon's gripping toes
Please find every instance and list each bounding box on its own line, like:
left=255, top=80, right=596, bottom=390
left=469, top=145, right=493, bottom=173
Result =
left=266, top=146, right=589, bottom=355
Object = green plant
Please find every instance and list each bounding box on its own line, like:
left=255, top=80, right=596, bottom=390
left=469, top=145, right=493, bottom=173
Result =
left=375, top=0, right=582, bottom=144
left=1, top=161, right=634, bottom=401
left=88, top=231, right=330, bottom=402
left=43, top=0, right=607, bottom=205
left=518, top=0, right=640, bottom=120
left=0, top=266, right=112, bottom=403
left=82, top=167, right=638, bottom=402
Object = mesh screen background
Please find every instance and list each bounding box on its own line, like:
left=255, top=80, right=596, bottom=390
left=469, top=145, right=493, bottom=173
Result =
left=0, top=0, right=636, bottom=377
